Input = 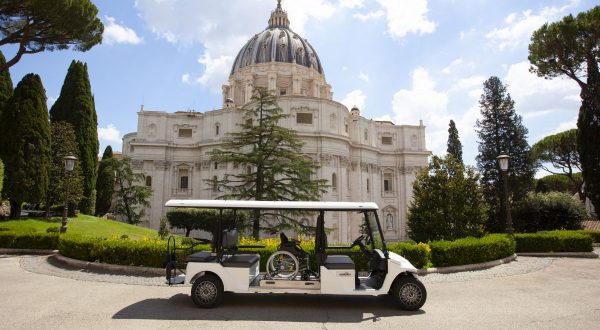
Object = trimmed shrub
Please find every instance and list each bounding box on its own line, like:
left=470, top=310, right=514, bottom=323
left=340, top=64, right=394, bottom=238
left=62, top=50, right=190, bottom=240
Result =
left=0, top=231, right=59, bottom=249
left=515, top=231, right=593, bottom=252
left=579, top=230, right=600, bottom=243
left=58, top=234, right=210, bottom=268
left=513, top=192, right=586, bottom=232
left=429, top=234, right=515, bottom=267
left=387, top=242, right=431, bottom=269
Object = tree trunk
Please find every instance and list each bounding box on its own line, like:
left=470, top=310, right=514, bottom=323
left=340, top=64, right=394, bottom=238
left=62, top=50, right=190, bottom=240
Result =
left=252, top=209, right=260, bottom=240
left=9, top=200, right=21, bottom=219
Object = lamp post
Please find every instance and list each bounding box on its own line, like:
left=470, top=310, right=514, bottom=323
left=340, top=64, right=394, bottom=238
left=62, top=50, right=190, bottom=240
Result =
left=60, top=155, right=77, bottom=233
left=497, top=154, right=513, bottom=234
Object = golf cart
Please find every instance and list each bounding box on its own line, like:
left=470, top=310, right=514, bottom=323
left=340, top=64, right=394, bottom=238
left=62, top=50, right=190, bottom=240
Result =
left=164, top=200, right=426, bottom=310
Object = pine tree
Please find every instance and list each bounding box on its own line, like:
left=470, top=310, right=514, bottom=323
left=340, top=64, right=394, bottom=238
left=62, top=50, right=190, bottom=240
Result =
left=529, top=6, right=600, bottom=217
left=50, top=60, right=99, bottom=215
left=476, top=76, right=535, bottom=232
left=95, top=145, right=115, bottom=216
left=447, top=120, right=463, bottom=163
left=47, top=121, right=84, bottom=217
left=110, top=157, right=152, bottom=225
left=210, top=87, right=328, bottom=239
left=0, top=74, right=51, bottom=219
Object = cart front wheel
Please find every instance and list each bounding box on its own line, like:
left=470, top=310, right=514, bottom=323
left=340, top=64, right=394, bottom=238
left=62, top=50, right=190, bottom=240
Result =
left=390, top=276, right=427, bottom=311
left=191, top=274, right=223, bottom=308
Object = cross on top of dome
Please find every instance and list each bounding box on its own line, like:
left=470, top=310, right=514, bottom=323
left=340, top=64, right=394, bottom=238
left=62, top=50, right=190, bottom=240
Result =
left=269, top=0, right=289, bottom=28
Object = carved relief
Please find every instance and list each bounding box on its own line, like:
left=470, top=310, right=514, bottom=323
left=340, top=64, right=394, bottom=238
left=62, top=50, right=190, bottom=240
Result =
left=319, top=154, right=332, bottom=166
left=154, top=160, right=170, bottom=170
left=410, top=134, right=418, bottom=147
left=131, top=159, right=144, bottom=170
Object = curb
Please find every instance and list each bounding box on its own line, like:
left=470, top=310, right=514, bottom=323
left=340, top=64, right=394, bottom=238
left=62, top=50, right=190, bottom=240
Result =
left=418, top=254, right=517, bottom=275
left=0, top=248, right=57, bottom=255
left=49, top=254, right=165, bottom=277
left=517, top=252, right=599, bottom=258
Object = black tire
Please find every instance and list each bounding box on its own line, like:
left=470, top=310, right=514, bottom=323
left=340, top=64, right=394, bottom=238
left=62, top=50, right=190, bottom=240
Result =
left=191, top=274, right=224, bottom=308
left=390, top=275, right=427, bottom=311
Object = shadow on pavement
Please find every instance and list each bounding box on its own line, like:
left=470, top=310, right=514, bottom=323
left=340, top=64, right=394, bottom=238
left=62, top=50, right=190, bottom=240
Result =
left=113, top=293, right=425, bottom=323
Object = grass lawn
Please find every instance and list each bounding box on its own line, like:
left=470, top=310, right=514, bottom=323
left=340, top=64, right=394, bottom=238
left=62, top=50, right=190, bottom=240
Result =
left=0, top=214, right=159, bottom=240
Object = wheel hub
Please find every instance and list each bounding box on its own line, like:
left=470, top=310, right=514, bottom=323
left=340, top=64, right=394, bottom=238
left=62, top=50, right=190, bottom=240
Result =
left=400, top=283, right=422, bottom=306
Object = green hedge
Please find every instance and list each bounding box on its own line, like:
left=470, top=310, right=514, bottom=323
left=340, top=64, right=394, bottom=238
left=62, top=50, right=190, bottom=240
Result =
left=387, top=242, right=431, bottom=269
left=578, top=230, right=600, bottom=243
left=58, top=234, right=211, bottom=268
left=0, top=232, right=59, bottom=249
left=514, top=231, right=593, bottom=252
left=429, top=234, right=515, bottom=267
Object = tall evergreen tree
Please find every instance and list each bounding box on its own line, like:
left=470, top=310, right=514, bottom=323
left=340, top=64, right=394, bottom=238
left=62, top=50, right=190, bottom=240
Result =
left=529, top=6, right=600, bottom=218
left=0, top=74, right=51, bottom=218
left=447, top=119, right=463, bottom=163
left=109, top=157, right=152, bottom=225
left=0, top=50, right=13, bottom=116
left=47, top=121, right=84, bottom=217
left=476, top=76, right=535, bottom=232
left=50, top=60, right=99, bottom=215
left=210, top=87, right=328, bottom=239
left=95, top=145, right=115, bottom=216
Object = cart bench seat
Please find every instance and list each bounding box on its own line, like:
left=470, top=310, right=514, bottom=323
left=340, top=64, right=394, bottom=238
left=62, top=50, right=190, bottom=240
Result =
left=187, top=251, right=216, bottom=263
left=324, top=255, right=355, bottom=270
left=222, top=254, right=260, bottom=268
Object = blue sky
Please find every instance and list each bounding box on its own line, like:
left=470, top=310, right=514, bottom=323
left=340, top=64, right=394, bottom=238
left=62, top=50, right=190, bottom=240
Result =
left=3, top=0, right=595, bottom=173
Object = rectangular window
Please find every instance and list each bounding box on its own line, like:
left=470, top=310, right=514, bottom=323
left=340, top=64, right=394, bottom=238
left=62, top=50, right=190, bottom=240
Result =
left=179, top=169, right=189, bottom=189
left=215, top=125, right=220, bottom=136
left=280, top=89, right=287, bottom=96
left=296, top=112, right=313, bottom=124
left=382, top=136, right=392, bottom=145
left=178, top=128, right=192, bottom=138
left=384, top=173, right=393, bottom=192
left=384, top=179, right=390, bottom=191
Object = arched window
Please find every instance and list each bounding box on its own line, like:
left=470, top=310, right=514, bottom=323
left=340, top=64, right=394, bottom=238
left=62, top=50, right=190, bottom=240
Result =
left=145, top=176, right=152, bottom=187
left=178, top=168, right=189, bottom=190
left=215, top=124, right=220, bottom=136
left=366, top=178, right=370, bottom=193
left=332, top=173, right=337, bottom=191
left=383, top=172, right=393, bottom=192
left=214, top=162, right=218, bottom=170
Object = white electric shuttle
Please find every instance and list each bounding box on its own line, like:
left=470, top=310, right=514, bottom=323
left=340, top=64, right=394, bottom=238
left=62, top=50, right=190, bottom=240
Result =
left=164, top=200, right=426, bottom=310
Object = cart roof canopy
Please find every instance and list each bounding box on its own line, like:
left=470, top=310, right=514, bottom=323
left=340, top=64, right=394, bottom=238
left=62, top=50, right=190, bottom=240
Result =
left=165, top=199, right=379, bottom=211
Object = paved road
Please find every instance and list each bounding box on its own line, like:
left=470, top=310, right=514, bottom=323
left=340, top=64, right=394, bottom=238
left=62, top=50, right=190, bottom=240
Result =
left=1, top=255, right=599, bottom=330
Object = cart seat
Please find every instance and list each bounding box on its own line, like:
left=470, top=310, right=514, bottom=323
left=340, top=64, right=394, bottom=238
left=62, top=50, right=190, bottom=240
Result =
left=222, top=254, right=260, bottom=268
left=187, top=251, right=216, bottom=263
left=324, top=255, right=355, bottom=270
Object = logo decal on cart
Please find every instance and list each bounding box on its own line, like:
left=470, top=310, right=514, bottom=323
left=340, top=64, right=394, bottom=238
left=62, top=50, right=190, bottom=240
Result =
left=337, top=271, right=352, bottom=277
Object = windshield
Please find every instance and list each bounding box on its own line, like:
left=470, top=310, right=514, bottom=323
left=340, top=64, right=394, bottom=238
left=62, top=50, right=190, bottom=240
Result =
left=364, top=210, right=386, bottom=253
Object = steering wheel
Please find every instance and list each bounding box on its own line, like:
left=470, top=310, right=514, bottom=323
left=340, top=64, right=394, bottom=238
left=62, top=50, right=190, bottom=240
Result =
left=351, top=234, right=373, bottom=258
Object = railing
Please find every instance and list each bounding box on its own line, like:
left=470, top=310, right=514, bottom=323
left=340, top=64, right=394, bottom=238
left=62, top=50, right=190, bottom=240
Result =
left=172, top=188, right=193, bottom=197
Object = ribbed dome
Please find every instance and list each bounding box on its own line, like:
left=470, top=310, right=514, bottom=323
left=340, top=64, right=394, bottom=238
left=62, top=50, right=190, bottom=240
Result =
left=230, top=1, right=324, bottom=75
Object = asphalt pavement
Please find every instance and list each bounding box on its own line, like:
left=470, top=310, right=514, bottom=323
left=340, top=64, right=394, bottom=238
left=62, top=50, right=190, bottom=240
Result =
left=0, top=254, right=599, bottom=329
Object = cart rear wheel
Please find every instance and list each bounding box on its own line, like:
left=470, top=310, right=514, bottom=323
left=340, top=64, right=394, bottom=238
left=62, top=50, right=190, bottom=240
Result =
left=191, top=274, right=223, bottom=308
left=390, top=276, right=427, bottom=311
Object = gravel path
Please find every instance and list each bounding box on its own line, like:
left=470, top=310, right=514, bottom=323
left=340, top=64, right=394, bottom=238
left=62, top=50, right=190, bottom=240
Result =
left=18, top=255, right=167, bottom=286
left=15, top=253, right=557, bottom=286
left=419, top=256, right=553, bottom=283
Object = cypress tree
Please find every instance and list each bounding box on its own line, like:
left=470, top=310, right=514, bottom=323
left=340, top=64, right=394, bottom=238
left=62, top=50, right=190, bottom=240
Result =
left=50, top=60, right=99, bottom=215
left=47, top=121, right=84, bottom=217
left=95, top=145, right=115, bottom=216
left=0, top=74, right=51, bottom=219
left=476, top=76, right=535, bottom=232
left=447, top=119, right=463, bottom=163
left=0, top=50, right=13, bottom=116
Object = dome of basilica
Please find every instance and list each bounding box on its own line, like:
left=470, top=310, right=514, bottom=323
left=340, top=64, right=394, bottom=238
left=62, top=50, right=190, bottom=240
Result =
left=230, top=1, right=324, bottom=75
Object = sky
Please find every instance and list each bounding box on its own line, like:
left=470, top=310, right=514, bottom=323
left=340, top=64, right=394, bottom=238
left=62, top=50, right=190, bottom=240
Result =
left=2, top=0, right=595, bottom=173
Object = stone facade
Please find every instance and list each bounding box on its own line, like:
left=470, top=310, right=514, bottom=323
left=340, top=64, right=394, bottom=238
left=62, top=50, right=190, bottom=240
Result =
left=122, top=2, right=430, bottom=242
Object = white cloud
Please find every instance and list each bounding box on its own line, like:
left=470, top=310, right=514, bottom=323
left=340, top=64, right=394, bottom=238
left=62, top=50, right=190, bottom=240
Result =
left=374, top=114, right=393, bottom=122
left=353, top=10, right=384, bottom=21
left=505, top=61, right=579, bottom=115
left=339, top=0, right=364, bottom=9
left=341, top=89, right=367, bottom=110
left=552, top=115, right=577, bottom=134
left=103, top=16, right=143, bottom=45
left=442, top=58, right=463, bottom=75
left=376, top=0, right=436, bottom=40
left=449, top=75, right=486, bottom=92
left=181, top=73, right=191, bottom=84
left=485, top=0, right=579, bottom=50
left=135, top=0, right=335, bottom=91
left=391, top=67, right=449, bottom=154
left=359, top=71, right=370, bottom=83
left=98, top=124, right=122, bottom=144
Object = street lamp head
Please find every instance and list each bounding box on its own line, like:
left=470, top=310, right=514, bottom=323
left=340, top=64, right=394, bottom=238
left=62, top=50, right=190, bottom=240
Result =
left=497, top=154, right=510, bottom=172
left=64, top=155, right=77, bottom=172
